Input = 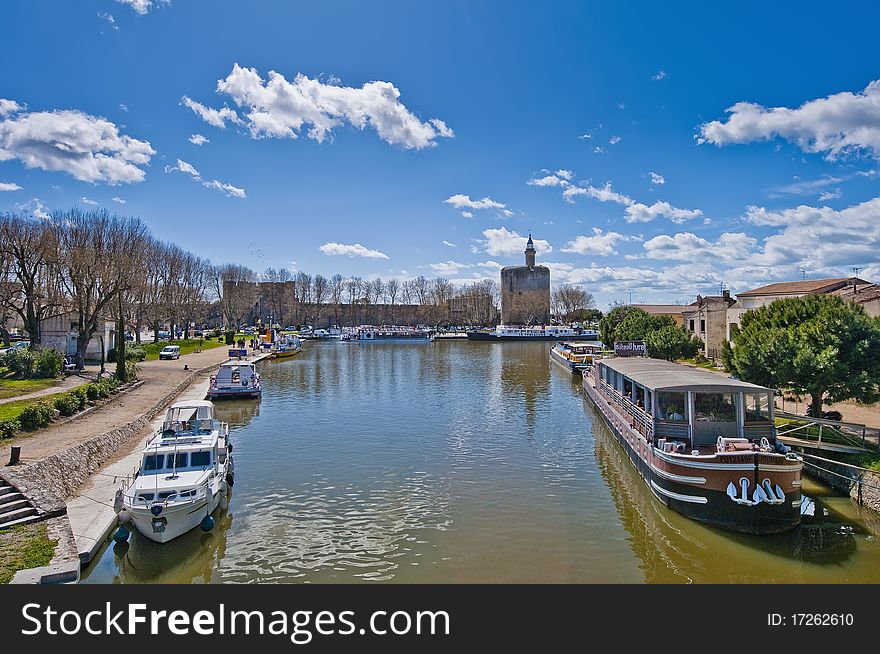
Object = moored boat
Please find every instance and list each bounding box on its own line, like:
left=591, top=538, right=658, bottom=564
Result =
left=550, top=341, right=604, bottom=375
left=208, top=360, right=261, bottom=399
left=467, top=324, right=594, bottom=341
left=118, top=400, right=234, bottom=543
left=583, top=357, right=802, bottom=534
left=270, top=334, right=302, bottom=359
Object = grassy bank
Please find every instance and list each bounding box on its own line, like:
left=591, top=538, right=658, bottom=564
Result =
left=0, top=522, right=57, bottom=584
left=141, top=338, right=225, bottom=360
left=0, top=374, right=59, bottom=401
left=0, top=391, right=70, bottom=423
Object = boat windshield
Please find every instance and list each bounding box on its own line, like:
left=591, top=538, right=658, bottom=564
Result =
left=142, top=450, right=213, bottom=474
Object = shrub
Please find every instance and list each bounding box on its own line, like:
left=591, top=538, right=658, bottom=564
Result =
left=94, top=381, right=111, bottom=399
left=85, top=383, right=101, bottom=402
left=34, top=348, right=64, bottom=378
left=53, top=393, right=82, bottom=417
left=107, top=345, right=146, bottom=362
left=71, top=385, right=89, bottom=406
left=18, top=402, right=56, bottom=430
left=0, top=419, right=18, bottom=439
left=2, top=348, right=34, bottom=378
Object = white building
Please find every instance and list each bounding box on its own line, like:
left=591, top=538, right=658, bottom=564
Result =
left=40, top=311, right=117, bottom=361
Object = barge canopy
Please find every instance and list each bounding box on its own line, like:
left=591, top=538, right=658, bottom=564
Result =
left=595, top=358, right=776, bottom=446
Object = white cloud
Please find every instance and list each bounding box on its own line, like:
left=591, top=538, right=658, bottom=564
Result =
left=555, top=169, right=573, bottom=180
left=461, top=211, right=473, bottom=219
left=0, top=99, right=23, bottom=118
left=593, top=146, right=605, bottom=154
left=818, top=189, right=841, bottom=201
left=119, top=103, right=128, bottom=112
left=562, top=182, right=633, bottom=205
left=112, top=196, right=126, bottom=204
left=698, top=79, right=880, bottom=159
left=319, top=242, right=389, bottom=259
left=652, top=70, right=667, bottom=81
left=609, top=135, right=622, bottom=145
left=164, top=158, right=246, bottom=198
left=97, top=12, right=119, bottom=30
left=527, top=174, right=570, bottom=187
left=0, top=103, right=154, bottom=184
left=188, top=133, right=209, bottom=146
left=769, top=175, right=843, bottom=197
left=625, top=200, right=702, bottom=224
left=643, top=232, right=757, bottom=263
left=187, top=64, right=453, bottom=149
left=480, top=227, right=552, bottom=257
left=561, top=228, right=634, bottom=256
left=80, top=196, right=99, bottom=205
left=649, top=171, right=665, bottom=185
left=442, top=240, right=456, bottom=247
left=16, top=198, right=50, bottom=220
left=181, top=96, right=242, bottom=129
left=578, top=133, right=592, bottom=139
left=116, top=0, right=158, bottom=15
left=430, top=260, right=472, bottom=275
left=444, top=194, right=508, bottom=213
left=0, top=182, right=22, bottom=191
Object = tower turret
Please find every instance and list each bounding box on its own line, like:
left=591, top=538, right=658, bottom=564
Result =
left=525, top=234, right=536, bottom=268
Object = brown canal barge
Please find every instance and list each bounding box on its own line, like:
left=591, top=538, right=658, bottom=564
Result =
left=583, top=358, right=803, bottom=534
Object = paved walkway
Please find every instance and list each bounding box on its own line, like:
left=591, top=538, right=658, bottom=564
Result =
left=0, top=346, right=235, bottom=465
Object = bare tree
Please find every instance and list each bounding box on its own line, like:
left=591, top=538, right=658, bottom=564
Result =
left=0, top=214, right=64, bottom=347
left=212, top=263, right=258, bottom=329
left=551, top=284, right=596, bottom=321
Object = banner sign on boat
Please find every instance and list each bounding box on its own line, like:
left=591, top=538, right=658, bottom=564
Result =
left=614, top=341, right=646, bottom=357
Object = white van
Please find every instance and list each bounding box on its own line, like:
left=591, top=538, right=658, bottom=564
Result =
left=159, top=345, right=181, bottom=360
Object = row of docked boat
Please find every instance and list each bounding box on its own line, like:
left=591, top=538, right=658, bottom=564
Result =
left=117, top=338, right=308, bottom=543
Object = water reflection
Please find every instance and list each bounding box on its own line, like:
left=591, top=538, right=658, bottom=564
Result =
left=82, top=342, right=880, bottom=584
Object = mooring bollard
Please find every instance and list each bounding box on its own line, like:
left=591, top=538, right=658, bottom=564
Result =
left=7, top=445, right=21, bottom=466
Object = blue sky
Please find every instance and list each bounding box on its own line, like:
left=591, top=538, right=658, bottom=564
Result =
left=2, top=0, right=879, bottom=309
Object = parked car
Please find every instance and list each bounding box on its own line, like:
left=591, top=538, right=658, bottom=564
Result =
left=193, top=329, right=203, bottom=337
left=0, top=340, right=30, bottom=354
left=158, top=345, right=181, bottom=360
left=805, top=405, right=843, bottom=421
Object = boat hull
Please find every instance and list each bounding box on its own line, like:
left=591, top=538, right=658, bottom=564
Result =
left=549, top=346, right=589, bottom=375
left=207, top=388, right=261, bottom=399
left=270, top=348, right=302, bottom=359
left=128, top=491, right=225, bottom=544
left=583, top=378, right=801, bottom=534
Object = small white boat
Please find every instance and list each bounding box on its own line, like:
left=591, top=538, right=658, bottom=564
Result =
left=208, top=361, right=261, bottom=399
left=119, top=400, right=233, bottom=543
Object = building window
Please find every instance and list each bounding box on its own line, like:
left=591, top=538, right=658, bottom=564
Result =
left=700, top=319, right=706, bottom=333
left=689, top=319, right=695, bottom=332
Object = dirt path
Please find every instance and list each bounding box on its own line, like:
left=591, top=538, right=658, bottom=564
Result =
left=0, top=346, right=235, bottom=465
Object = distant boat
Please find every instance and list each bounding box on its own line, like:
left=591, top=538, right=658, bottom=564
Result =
left=549, top=341, right=604, bottom=375
left=270, top=335, right=303, bottom=359
left=119, top=400, right=233, bottom=543
left=208, top=361, right=262, bottom=399
left=467, top=325, right=595, bottom=341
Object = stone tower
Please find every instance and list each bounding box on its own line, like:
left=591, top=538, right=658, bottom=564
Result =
left=500, top=234, right=551, bottom=325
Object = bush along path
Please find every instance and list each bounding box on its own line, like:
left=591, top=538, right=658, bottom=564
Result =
left=0, top=375, right=139, bottom=443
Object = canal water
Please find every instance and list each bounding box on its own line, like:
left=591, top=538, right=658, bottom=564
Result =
left=82, top=341, right=880, bottom=583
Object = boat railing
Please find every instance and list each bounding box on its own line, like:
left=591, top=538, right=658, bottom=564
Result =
left=596, top=375, right=654, bottom=440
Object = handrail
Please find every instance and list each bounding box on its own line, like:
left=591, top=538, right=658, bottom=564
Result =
left=596, top=376, right=654, bottom=440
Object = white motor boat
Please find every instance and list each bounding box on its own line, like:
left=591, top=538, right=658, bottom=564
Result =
left=208, top=360, right=261, bottom=399
left=119, top=400, right=233, bottom=543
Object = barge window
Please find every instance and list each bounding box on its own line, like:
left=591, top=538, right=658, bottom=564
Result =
left=170, top=452, right=188, bottom=468
left=623, top=378, right=633, bottom=399
left=190, top=451, right=211, bottom=467
left=745, top=394, right=770, bottom=421
left=143, top=454, right=165, bottom=471
left=657, top=392, right=686, bottom=421
left=694, top=393, right=736, bottom=422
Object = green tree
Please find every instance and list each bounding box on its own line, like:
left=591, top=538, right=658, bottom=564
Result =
left=615, top=310, right=674, bottom=342
left=723, top=295, right=880, bottom=417
left=646, top=325, right=702, bottom=361
left=599, top=304, right=643, bottom=346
